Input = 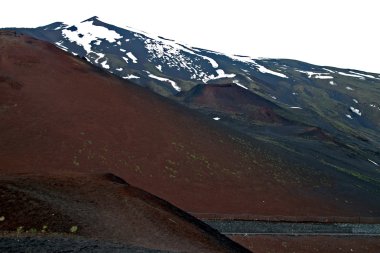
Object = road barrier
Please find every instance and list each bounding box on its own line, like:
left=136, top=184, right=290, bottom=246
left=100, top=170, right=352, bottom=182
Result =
left=191, top=213, right=380, bottom=224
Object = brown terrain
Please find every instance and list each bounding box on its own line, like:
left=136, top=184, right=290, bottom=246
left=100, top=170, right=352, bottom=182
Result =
left=231, top=235, right=380, bottom=253
left=1, top=31, right=380, bottom=251
left=0, top=172, right=248, bottom=252
left=182, top=83, right=287, bottom=124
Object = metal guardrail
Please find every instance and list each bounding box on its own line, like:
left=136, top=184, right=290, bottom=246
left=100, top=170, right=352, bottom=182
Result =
left=203, top=220, right=380, bottom=236
left=191, top=213, right=380, bottom=224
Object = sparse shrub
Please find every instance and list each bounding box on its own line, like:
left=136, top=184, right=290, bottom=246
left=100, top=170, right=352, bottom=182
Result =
left=41, top=225, right=48, bottom=233
left=70, top=225, right=78, bottom=233
left=27, top=228, right=38, bottom=233
left=16, top=226, right=24, bottom=233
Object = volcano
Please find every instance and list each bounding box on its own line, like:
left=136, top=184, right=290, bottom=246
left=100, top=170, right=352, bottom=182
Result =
left=1, top=30, right=380, bottom=227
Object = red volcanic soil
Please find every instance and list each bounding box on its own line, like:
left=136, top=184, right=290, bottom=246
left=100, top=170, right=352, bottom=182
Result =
left=297, top=127, right=334, bottom=142
left=231, top=235, right=380, bottom=253
left=0, top=31, right=380, bottom=220
left=0, top=172, right=249, bottom=252
left=182, top=83, right=287, bottom=124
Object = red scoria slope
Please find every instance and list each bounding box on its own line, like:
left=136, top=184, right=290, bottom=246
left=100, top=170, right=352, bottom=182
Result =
left=0, top=31, right=379, bottom=219
left=182, top=83, right=287, bottom=124
left=0, top=172, right=249, bottom=252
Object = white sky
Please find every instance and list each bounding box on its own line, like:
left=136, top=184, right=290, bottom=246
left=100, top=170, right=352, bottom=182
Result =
left=1, top=0, right=380, bottom=73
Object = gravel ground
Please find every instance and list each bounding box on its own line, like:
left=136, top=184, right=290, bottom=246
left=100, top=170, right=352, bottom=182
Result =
left=204, top=220, right=380, bottom=235
left=231, top=235, right=380, bottom=253
left=0, top=236, right=171, bottom=253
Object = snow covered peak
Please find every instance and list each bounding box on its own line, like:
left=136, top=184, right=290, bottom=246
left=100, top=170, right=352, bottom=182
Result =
left=62, top=20, right=122, bottom=53
left=33, top=16, right=380, bottom=99
left=81, top=16, right=100, bottom=23
left=49, top=17, right=296, bottom=87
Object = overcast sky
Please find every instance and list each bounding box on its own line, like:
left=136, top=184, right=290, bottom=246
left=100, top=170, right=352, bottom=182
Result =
left=1, top=0, right=380, bottom=73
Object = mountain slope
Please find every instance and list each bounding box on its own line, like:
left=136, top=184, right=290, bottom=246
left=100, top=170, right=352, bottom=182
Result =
left=0, top=172, right=249, bottom=252
left=1, top=30, right=380, bottom=221
left=9, top=17, right=380, bottom=175
left=181, top=83, right=288, bottom=124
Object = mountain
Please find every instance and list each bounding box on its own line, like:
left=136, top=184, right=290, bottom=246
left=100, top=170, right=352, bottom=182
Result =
left=9, top=16, right=380, bottom=192
left=1, top=29, right=380, bottom=222
left=2, top=17, right=380, bottom=216
left=2, top=18, right=380, bottom=252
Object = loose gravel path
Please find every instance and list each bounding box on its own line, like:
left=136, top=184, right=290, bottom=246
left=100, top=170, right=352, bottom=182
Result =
left=0, top=236, right=169, bottom=253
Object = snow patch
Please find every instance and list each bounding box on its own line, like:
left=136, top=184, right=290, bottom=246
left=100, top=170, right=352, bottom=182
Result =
left=213, top=117, right=221, bottom=121
left=93, top=52, right=105, bottom=63
left=233, top=80, right=248, bottom=89
left=201, top=56, right=218, bottom=68
left=353, top=99, right=358, bottom=104
left=120, top=48, right=126, bottom=52
left=54, top=24, right=66, bottom=30
left=122, top=74, right=140, bottom=79
left=210, top=69, right=236, bottom=80
left=296, top=70, right=333, bottom=79
left=338, top=72, right=365, bottom=80
left=122, top=57, right=129, bottom=63
left=368, top=159, right=379, bottom=166
left=290, top=106, right=302, bottom=109
left=156, top=65, right=162, bottom=72
left=229, top=55, right=255, bottom=64
left=126, top=52, right=138, bottom=63
left=329, top=81, right=337, bottom=86
left=62, top=21, right=122, bottom=54
left=100, top=60, right=110, bottom=69
left=146, top=72, right=181, bottom=92
left=346, top=114, right=353, bottom=119
left=349, top=71, right=380, bottom=80
left=322, top=68, right=335, bottom=73
left=350, top=106, right=362, bottom=116
left=55, top=41, right=68, bottom=52
left=346, top=86, right=354, bottom=91
left=254, top=62, right=288, bottom=78
left=116, top=68, right=123, bottom=71
left=315, top=75, right=334, bottom=79
left=226, top=55, right=288, bottom=78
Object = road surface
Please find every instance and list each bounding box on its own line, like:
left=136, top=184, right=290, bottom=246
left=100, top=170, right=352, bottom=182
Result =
left=203, top=220, right=380, bottom=236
